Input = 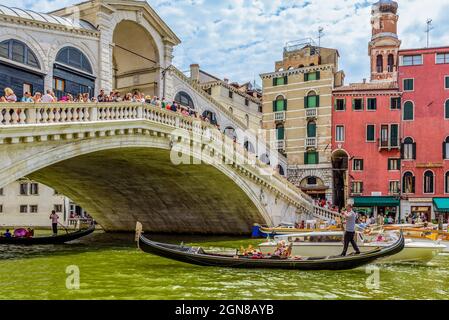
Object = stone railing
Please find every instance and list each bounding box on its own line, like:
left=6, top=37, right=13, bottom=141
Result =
left=274, top=111, right=286, bottom=122
left=305, top=108, right=318, bottom=119
left=313, top=205, right=343, bottom=220
left=305, top=137, right=318, bottom=148
left=0, top=102, right=323, bottom=218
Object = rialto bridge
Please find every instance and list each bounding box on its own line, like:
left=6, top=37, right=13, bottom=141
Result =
left=0, top=103, right=340, bottom=234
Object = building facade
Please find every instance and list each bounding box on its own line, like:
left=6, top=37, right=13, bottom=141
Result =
left=261, top=41, right=344, bottom=201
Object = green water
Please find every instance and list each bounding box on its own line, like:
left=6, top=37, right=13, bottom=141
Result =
left=0, top=232, right=448, bottom=300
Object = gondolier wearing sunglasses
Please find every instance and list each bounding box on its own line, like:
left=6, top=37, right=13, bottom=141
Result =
left=341, top=204, right=361, bottom=256
left=49, top=210, right=59, bottom=236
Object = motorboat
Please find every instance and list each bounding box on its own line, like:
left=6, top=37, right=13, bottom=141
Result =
left=383, top=226, right=449, bottom=253
left=258, top=230, right=445, bottom=263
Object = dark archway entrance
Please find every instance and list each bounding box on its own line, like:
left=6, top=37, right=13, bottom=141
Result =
left=332, top=150, right=349, bottom=209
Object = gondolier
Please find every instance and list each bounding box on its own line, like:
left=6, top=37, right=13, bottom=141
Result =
left=50, top=210, right=59, bottom=235
left=341, top=205, right=361, bottom=256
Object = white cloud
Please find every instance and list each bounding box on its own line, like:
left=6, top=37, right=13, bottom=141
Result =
left=3, top=0, right=449, bottom=84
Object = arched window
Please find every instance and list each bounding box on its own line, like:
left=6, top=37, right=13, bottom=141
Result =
left=444, top=137, right=449, bottom=160
left=305, top=91, right=319, bottom=108
left=403, top=172, right=415, bottom=194
left=446, top=171, right=449, bottom=194
left=445, top=100, right=449, bottom=119
left=376, top=55, right=383, bottom=73
left=260, top=153, right=270, bottom=165
left=273, top=95, right=287, bottom=112
left=224, top=127, right=237, bottom=140
left=424, top=170, right=434, bottom=194
left=244, top=140, right=255, bottom=154
left=245, top=114, right=250, bottom=127
left=402, top=137, right=416, bottom=160
left=276, top=123, right=285, bottom=140
left=278, top=165, right=285, bottom=176
left=56, top=47, right=93, bottom=74
left=175, top=91, right=194, bottom=109
left=403, top=101, right=414, bottom=120
left=307, top=121, right=316, bottom=138
left=229, top=107, right=233, bottom=114
left=388, top=54, right=394, bottom=72
left=0, top=39, right=40, bottom=69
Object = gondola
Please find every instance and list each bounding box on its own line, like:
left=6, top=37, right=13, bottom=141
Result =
left=0, top=224, right=95, bottom=245
left=138, top=231, right=405, bottom=270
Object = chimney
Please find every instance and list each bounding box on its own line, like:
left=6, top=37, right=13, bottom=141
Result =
left=363, top=78, right=367, bottom=84
left=190, top=64, right=200, bottom=83
left=224, top=78, right=229, bottom=84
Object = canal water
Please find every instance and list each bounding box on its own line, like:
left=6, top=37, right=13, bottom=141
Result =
left=0, top=231, right=448, bottom=300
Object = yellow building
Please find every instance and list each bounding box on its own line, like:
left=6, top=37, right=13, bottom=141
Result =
left=260, top=40, right=344, bottom=201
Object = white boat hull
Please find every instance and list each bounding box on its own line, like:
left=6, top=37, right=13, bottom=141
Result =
left=259, top=241, right=445, bottom=263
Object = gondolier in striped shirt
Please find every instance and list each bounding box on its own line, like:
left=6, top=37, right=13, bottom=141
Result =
left=341, top=204, right=361, bottom=256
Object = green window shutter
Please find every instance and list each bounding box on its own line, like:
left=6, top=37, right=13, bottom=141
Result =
left=307, top=122, right=317, bottom=137
left=352, top=99, right=355, bottom=110
left=343, top=98, right=346, bottom=110
left=390, top=124, right=399, bottom=147
left=273, top=101, right=276, bottom=112
left=334, top=99, right=338, bottom=110
left=445, top=101, right=449, bottom=118
left=361, top=98, right=365, bottom=110
left=277, top=127, right=285, bottom=140
left=388, top=159, right=391, bottom=171
left=273, top=78, right=276, bottom=86
left=304, top=73, right=309, bottom=82
left=404, top=102, right=414, bottom=120
left=316, top=71, right=321, bottom=80
left=446, top=77, right=449, bottom=89
left=284, top=76, right=288, bottom=85
left=304, top=152, right=308, bottom=165
left=304, top=96, right=308, bottom=109
left=316, top=95, right=320, bottom=108
left=284, top=99, right=288, bottom=111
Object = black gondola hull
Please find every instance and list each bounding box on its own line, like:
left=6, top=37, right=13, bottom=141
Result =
left=0, top=225, right=95, bottom=245
left=139, top=232, right=405, bottom=270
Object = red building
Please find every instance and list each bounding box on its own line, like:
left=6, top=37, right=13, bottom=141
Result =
left=398, top=47, right=449, bottom=221
left=331, top=0, right=449, bottom=222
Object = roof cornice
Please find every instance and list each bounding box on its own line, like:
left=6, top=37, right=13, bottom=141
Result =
left=260, top=64, right=334, bottom=80
left=199, top=80, right=261, bottom=104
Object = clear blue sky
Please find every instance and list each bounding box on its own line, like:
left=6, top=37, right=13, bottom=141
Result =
left=3, top=0, right=449, bottom=84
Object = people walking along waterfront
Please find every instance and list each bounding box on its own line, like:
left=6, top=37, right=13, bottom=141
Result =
left=341, top=204, right=361, bottom=256
left=50, top=210, right=59, bottom=236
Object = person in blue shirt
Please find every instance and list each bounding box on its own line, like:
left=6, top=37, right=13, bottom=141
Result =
left=21, top=92, right=34, bottom=103
left=4, top=229, right=12, bottom=238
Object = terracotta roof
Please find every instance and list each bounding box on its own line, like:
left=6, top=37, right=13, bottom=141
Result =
left=333, top=81, right=399, bottom=92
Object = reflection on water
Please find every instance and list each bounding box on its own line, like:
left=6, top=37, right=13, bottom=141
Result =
left=0, top=231, right=448, bottom=300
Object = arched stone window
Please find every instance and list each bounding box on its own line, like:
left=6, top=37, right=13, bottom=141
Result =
left=388, top=54, right=394, bottom=72
left=307, top=121, right=316, bottom=138
left=402, top=137, right=416, bottom=160
left=0, top=39, right=40, bottom=69
left=403, top=172, right=415, bottom=194
left=244, top=140, right=255, bottom=154
left=278, top=165, right=285, bottom=176
left=224, top=126, right=237, bottom=140
left=229, top=107, right=233, bottom=114
left=423, top=170, right=434, bottom=194
left=245, top=114, right=249, bottom=127
left=273, top=95, right=287, bottom=112
left=305, top=91, right=319, bottom=108
left=276, top=123, right=285, bottom=140
left=56, top=47, right=92, bottom=74
left=202, top=110, right=217, bottom=125
left=376, top=54, right=383, bottom=73
left=175, top=91, right=194, bottom=109
left=403, top=101, right=414, bottom=121
left=443, top=137, right=449, bottom=160
left=446, top=171, right=449, bottom=194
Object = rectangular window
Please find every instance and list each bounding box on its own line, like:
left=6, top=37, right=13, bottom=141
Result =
left=335, top=99, right=346, bottom=111
left=54, top=204, right=63, bottom=213
left=367, top=98, right=377, bottom=111
left=273, top=76, right=288, bottom=86
left=304, top=151, right=319, bottom=165
left=390, top=124, right=399, bottom=147
left=19, top=205, right=28, bottom=213
left=0, top=204, right=2, bottom=213
left=53, top=78, right=65, bottom=92
left=306, top=95, right=319, bottom=108
left=389, top=181, right=400, bottom=194
left=277, top=127, right=285, bottom=140
left=403, top=79, right=414, bottom=91
left=305, top=71, right=320, bottom=81
left=403, top=143, right=415, bottom=160
left=353, top=98, right=364, bottom=111
left=353, top=159, right=364, bottom=171
left=445, top=76, right=449, bottom=89
left=351, top=182, right=363, bottom=194
left=366, top=125, right=375, bottom=142
left=29, top=183, right=39, bottom=195
left=388, top=158, right=401, bottom=171
left=401, top=55, right=423, bottom=66
left=23, top=83, right=32, bottom=95
left=335, top=125, right=345, bottom=142
left=391, top=97, right=401, bottom=110
left=12, top=41, right=25, bottom=64
left=228, top=91, right=233, bottom=99
left=436, top=53, right=449, bottom=64
left=30, top=205, right=38, bottom=213
left=19, top=183, right=28, bottom=196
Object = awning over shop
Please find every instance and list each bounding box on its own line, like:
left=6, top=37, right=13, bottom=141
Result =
left=433, top=198, right=449, bottom=213
left=353, top=196, right=400, bottom=207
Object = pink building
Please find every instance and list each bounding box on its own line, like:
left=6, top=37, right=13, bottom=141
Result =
left=398, top=47, right=449, bottom=221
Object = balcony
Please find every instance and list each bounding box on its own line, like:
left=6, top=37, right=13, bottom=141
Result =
left=378, top=139, right=400, bottom=151
left=305, top=137, right=317, bottom=149
left=274, top=111, right=286, bottom=122
left=272, top=140, right=285, bottom=150
left=305, top=108, right=317, bottom=119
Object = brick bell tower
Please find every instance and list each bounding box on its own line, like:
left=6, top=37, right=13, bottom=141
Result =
left=369, top=0, right=401, bottom=82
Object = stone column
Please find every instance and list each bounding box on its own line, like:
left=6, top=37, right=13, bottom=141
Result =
left=96, top=13, right=114, bottom=93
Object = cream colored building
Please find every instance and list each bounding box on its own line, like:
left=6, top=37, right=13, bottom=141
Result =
left=0, top=180, right=71, bottom=227
left=261, top=41, right=344, bottom=201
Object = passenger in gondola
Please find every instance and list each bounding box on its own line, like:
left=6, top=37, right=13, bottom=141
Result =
left=4, top=229, right=12, bottom=238
left=25, top=228, right=34, bottom=238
